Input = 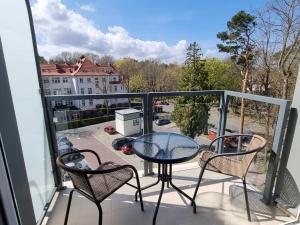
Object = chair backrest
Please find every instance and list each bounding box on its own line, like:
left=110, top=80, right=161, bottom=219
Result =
left=241, top=134, right=267, bottom=177
left=56, top=152, right=94, bottom=198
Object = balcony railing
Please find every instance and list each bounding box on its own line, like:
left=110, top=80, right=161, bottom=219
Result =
left=44, top=90, right=290, bottom=206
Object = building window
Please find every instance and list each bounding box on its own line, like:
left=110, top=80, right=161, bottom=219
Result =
left=66, top=100, right=73, bottom=106
left=53, top=89, right=61, bottom=95
left=102, top=78, right=106, bottom=83
left=79, top=78, right=83, bottom=83
left=43, top=78, right=49, bottom=84
left=89, top=99, right=93, bottom=106
left=44, top=89, right=51, bottom=95
left=120, top=86, right=123, bottom=90
left=87, top=78, right=91, bottom=83
left=88, top=88, right=92, bottom=94
left=52, top=77, right=60, bottom=83
left=80, top=88, right=84, bottom=94
left=114, top=85, right=117, bottom=92
left=62, top=77, right=68, bottom=83
left=64, top=88, right=72, bottom=94
left=82, top=100, right=85, bottom=107
left=55, top=100, right=63, bottom=106
left=113, top=77, right=116, bottom=81
left=95, top=78, right=98, bottom=81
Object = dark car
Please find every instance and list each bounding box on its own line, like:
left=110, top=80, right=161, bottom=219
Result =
left=121, top=143, right=134, bottom=155
left=56, top=134, right=73, bottom=147
left=155, top=119, right=170, bottom=126
left=112, top=137, right=134, bottom=150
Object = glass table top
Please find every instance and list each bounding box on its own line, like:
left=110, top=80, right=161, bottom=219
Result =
left=132, top=132, right=200, bottom=163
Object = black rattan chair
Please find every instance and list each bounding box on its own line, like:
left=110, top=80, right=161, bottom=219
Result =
left=192, top=134, right=266, bottom=221
left=56, top=149, right=144, bottom=225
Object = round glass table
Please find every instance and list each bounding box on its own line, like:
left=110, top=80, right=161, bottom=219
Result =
left=132, top=132, right=200, bottom=225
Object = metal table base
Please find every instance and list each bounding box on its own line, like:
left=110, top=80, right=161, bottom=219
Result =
left=135, top=163, right=196, bottom=225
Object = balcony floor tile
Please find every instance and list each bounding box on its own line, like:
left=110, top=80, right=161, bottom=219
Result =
left=43, top=167, right=292, bottom=225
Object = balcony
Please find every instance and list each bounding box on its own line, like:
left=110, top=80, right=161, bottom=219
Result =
left=45, top=167, right=290, bottom=225
left=34, top=90, right=294, bottom=225
left=1, top=1, right=300, bottom=225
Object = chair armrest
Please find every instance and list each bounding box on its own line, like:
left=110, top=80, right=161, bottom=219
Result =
left=208, top=133, right=254, bottom=152
left=76, top=149, right=102, bottom=165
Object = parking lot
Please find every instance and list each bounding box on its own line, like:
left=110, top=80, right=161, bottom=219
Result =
left=57, top=105, right=269, bottom=172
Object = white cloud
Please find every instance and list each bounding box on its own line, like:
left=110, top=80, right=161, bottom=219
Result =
left=80, top=4, right=95, bottom=12
left=31, top=0, right=188, bottom=63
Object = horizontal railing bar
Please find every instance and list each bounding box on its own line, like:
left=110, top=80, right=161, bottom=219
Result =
left=225, top=91, right=289, bottom=106
left=149, top=90, right=224, bottom=97
left=44, top=90, right=289, bottom=106
left=45, top=93, right=147, bottom=101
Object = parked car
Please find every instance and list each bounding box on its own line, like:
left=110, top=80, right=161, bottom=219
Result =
left=121, top=143, right=134, bottom=155
left=153, top=115, right=159, bottom=121
left=160, top=101, right=169, bottom=105
left=112, top=137, right=133, bottom=150
left=155, top=118, right=170, bottom=126
left=104, top=125, right=116, bottom=134
left=56, top=134, right=73, bottom=147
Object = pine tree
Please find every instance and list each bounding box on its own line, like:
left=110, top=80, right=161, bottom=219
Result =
left=173, top=42, right=210, bottom=138
left=217, top=11, right=256, bottom=149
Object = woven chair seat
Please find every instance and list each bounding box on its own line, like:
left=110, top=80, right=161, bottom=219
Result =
left=198, top=150, right=244, bottom=178
left=88, top=162, right=133, bottom=202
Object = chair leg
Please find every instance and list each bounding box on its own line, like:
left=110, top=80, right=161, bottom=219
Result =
left=242, top=178, right=251, bottom=221
left=132, top=167, right=144, bottom=212
left=192, top=166, right=205, bottom=205
left=96, top=204, right=103, bottom=225
left=64, top=189, right=74, bottom=225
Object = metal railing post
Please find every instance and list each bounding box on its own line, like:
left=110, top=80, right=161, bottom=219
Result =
left=274, top=107, right=297, bottom=199
left=217, top=91, right=228, bottom=153
left=147, top=93, right=154, bottom=174
left=45, top=99, right=63, bottom=188
left=263, top=101, right=291, bottom=204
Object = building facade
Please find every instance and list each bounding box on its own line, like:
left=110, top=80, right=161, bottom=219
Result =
left=41, top=57, right=128, bottom=109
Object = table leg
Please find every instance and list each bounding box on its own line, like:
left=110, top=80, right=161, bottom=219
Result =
left=169, top=164, right=197, bottom=213
left=153, top=164, right=167, bottom=225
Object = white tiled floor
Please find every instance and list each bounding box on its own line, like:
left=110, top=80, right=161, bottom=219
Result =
left=44, top=166, right=293, bottom=225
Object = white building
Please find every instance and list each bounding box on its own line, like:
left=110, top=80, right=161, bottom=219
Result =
left=41, top=57, right=128, bottom=109
left=115, top=109, right=141, bottom=136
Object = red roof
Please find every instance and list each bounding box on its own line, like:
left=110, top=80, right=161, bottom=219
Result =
left=40, top=57, right=118, bottom=77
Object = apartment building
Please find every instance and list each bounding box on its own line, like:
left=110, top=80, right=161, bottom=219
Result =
left=41, top=57, right=128, bottom=109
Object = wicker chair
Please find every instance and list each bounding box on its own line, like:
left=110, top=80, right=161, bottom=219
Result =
left=192, top=134, right=266, bottom=221
left=56, top=149, right=144, bottom=225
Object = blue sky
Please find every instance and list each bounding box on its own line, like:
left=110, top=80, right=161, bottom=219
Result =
left=31, top=0, right=267, bottom=63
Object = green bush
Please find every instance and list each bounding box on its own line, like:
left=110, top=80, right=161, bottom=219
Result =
left=55, top=115, right=115, bottom=131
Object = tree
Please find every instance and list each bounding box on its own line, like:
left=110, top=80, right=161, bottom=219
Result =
left=173, top=42, right=210, bottom=138
left=129, top=74, right=146, bottom=92
left=157, top=64, right=183, bottom=91
left=205, top=58, right=241, bottom=91
left=115, top=57, right=140, bottom=92
left=98, top=55, right=114, bottom=65
left=140, top=59, right=164, bottom=92
left=84, top=53, right=100, bottom=64
left=39, top=55, right=48, bottom=64
left=49, top=51, right=79, bottom=64
left=267, top=0, right=300, bottom=99
left=217, top=11, right=257, bottom=148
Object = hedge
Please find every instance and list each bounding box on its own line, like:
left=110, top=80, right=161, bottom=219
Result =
left=55, top=115, right=115, bottom=131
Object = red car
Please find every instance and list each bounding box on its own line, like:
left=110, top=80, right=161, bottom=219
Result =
left=121, top=143, right=134, bottom=155
left=104, top=126, right=116, bottom=135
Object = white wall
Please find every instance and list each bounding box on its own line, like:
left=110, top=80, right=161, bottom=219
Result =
left=0, top=0, right=55, bottom=222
